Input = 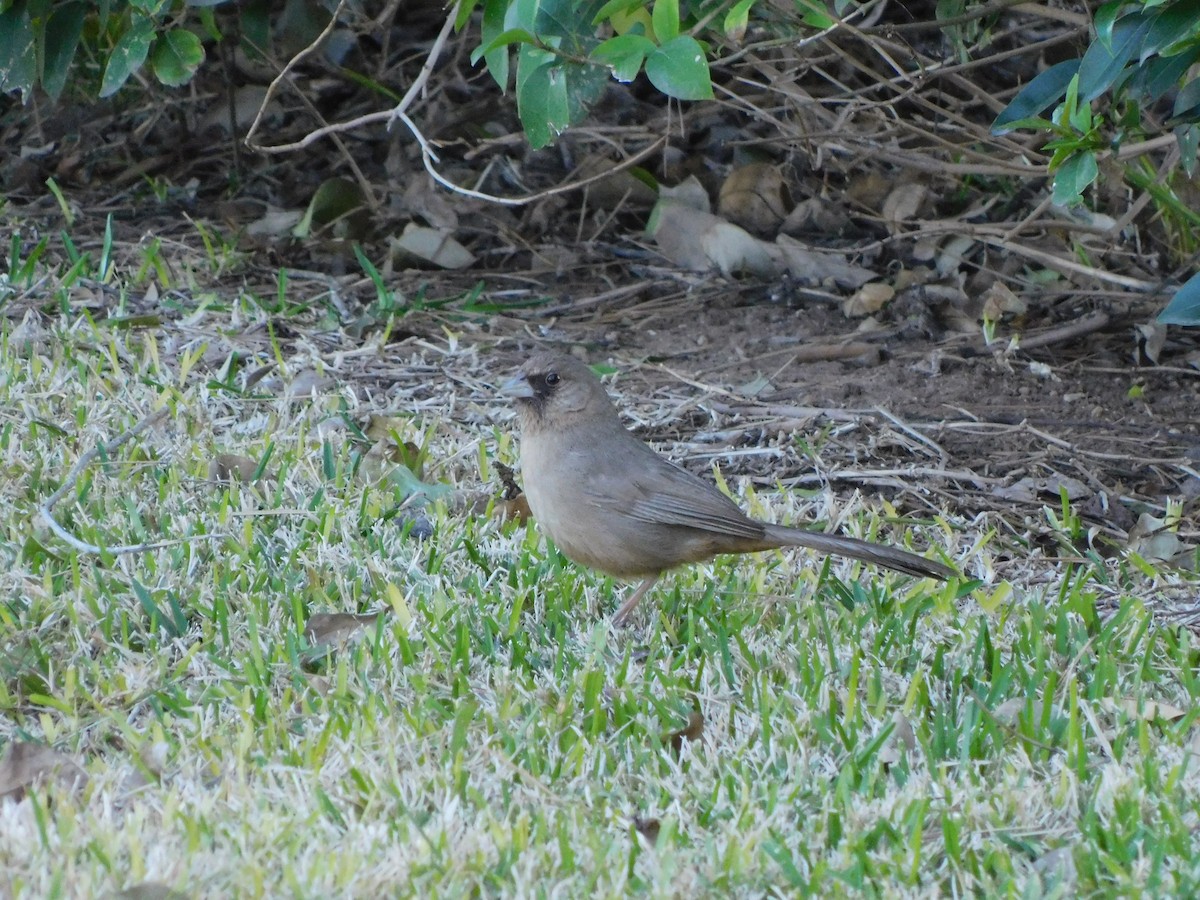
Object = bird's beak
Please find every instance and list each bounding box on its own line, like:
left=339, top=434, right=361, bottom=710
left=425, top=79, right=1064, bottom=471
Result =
left=500, top=373, right=534, bottom=399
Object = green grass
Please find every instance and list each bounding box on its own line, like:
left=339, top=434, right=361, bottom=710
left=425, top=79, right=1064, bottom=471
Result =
left=2, top=277, right=1200, bottom=898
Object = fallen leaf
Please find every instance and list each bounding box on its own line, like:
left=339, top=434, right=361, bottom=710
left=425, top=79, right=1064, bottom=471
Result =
left=632, top=815, right=661, bottom=846
left=780, top=197, right=851, bottom=235
left=245, top=207, right=304, bottom=239
left=843, top=282, right=895, bottom=317
left=293, top=177, right=370, bottom=240
left=993, top=474, right=1090, bottom=502
left=772, top=234, right=875, bottom=288
left=0, top=740, right=88, bottom=802
left=208, top=454, right=259, bottom=484
left=878, top=712, right=916, bottom=765
left=389, top=224, right=476, bottom=269
left=981, top=281, right=1028, bottom=322
left=401, top=174, right=461, bottom=230
left=993, top=698, right=1026, bottom=725
left=935, top=235, right=976, bottom=277
left=109, top=884, right=189, bottom=900
left=303, top=612, right=385, bottom=659
left=657, top=175, right=711, bottom=212
left=575, top=153, right=658, bottom=209
left=1108, top=697, right=1187, bottom=722
left=666, top=710, right=704, bottom=755
left=282, top=369, right=336, bottom=397
left=881, top=181, right=927, bottom=233
left=1126, top=512, right=1184, bottom=562
left=1135, top=323, right=1167, bottom=366
left=717, top=162, right=791, bottom=235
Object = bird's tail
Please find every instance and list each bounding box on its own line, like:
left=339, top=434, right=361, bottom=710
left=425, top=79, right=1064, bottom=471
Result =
left=762, top=524, right=956, bottom=580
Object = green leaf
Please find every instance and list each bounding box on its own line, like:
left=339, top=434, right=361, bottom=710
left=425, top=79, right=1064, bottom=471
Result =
left=478, top=26, right=538, bottom=55
left=991, top=60, right=1079, bottom=135
left=151, top=27, right=203, bottom=87
left=516, top=46, right=570, bottom=149
left=0, top=0, right=36, bottom=99
left=41, top=1, right=85, bottom=100
left=1177, top=122, right=1199, bottom=176
left=1168, top=75, right=1200, bottom=125
left=507, top=0, right=540, bottom=33
left=1158, top=271, right=1200, bottom=325
left=592, top=33, right=655, bottom=82
left=1141, top=1, right=1200, bottom=60
left=652, top=0, right=679, bottom=42
left=1077, top=10, right=1153, bottom=102
left=100, top=16, right=153, bottom=97
left=1093, top=0, right=1123, bottom=47
left=478, top=0, right=511, bottom=90
left=796, top=0, right=834, bottom=28
left=454, top=0, right=479, bottom=31
left=644, top=35, right=712, bottom=100
left=1050, top=150, right=1098, bottom=206
left=724, top=0, right=755, bottom=37
left=591, top=0, right=643, bottom=26
left=1126, top=46, right=1200, bottom=103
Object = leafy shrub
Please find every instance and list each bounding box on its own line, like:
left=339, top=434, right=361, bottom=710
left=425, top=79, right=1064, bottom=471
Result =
left=0, top=0, right=210, bottom=101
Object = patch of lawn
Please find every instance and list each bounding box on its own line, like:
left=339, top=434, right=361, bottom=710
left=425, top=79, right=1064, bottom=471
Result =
left=2, top=275, right=1200, bottom=897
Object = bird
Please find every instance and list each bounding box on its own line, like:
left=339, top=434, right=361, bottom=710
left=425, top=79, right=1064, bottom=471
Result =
left=502, top=351, right=956, bottom=625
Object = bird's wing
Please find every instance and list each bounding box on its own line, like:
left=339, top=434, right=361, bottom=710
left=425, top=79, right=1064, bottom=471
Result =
left=584, top=452, right=765, bottom=540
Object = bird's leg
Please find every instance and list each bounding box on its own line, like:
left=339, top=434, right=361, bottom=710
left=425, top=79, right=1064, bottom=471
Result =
left=612, top=575, right=660, bottom=627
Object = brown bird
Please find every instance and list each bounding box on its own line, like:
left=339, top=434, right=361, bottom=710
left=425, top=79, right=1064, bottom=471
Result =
left=502, top=351, right=955, bottom=625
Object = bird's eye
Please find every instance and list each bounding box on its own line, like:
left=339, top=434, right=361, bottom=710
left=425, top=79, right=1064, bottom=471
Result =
left=544, top=371, right=560, bottom=386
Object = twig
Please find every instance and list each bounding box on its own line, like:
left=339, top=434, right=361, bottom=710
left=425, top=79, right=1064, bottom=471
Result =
left=417, top=136, right=668, bottom=207
left=245, top=0, right=349, bottom=151
left=40, top=409, right=177, bottom=555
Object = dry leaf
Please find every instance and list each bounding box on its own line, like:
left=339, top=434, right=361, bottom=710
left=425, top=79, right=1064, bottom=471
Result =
left=666, top=710, right=704, bottom=755
left=935, top=235, right=976, bottom=277
left=657, top=175, right=711, bottom=213
left=245, top=207, right=304, bottom=240
left=773, top=235, right=875, bottom=288
left=1135, top=323, right=1167, bottom=366
left=650, top=200, right=774, bottom=276
left=981, top=282, right=1028, bottom=322
left=717, top=162, right=791, bottom=235
left=781, top=197, right=851, bottom=235
left=993, top=698, right=1026, bottom=725
left=843, top=282, right=894, bottom=318
left=0, top=740, right=87, bottom=802
left=401, top=175, right=460, bottom=230
left=303, top=612, right=385, bottom=656
left=293, top=177, right=370, bottom=240
left=364, top=416, right=424, bottom=472
left=845, top=171, right=891, bottom=209
left=1126, top=512, right=1183, bottom=562
left=993, top=474, right=1090, bottom=503
left=495, top=494, right=532, bottom=523
left=109, top=884, right=189, bottom=900
left=632, top=815, right=661, bottom=846
left=881, top=182, right=927, bottom=233
left=253, top=368, right=333, bottom=398
left=576, top=153, right=658, bottom=209
left=1109, top=698, right=1187, bottom=722
left=878, top=712, right=916, bottom=765
left=208, top=454, right=259, bottom=483
left=389, top=224, right=476, bottom=270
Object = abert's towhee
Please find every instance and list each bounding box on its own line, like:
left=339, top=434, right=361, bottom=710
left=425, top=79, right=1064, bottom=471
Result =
left=503, top=352, right=955, bottom=625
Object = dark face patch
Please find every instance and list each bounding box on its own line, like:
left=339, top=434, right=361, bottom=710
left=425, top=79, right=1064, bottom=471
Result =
left=518, top=369, right=561, bottom=411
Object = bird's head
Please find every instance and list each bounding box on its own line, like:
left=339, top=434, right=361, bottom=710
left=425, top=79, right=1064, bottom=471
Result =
left=501, top=351, right=617, bottom=431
